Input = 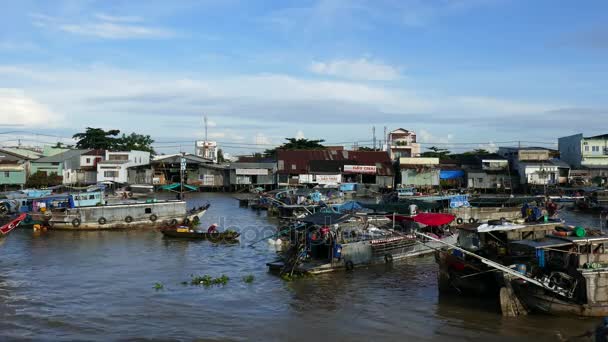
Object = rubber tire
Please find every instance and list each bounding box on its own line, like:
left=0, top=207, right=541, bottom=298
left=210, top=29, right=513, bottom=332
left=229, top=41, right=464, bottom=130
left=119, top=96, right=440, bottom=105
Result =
left=192, top=216, right=200, bottom=224
left=72, top=218, right=81, bottom=228
left=384, top=253, right=394, bottom=264
left=183, top=218, right=191, bottom=225
left=170, top=219, right=178, bottom=226
left=456, top=218, right=464, bottom=225
left=98, top=217, right=107, bottom=225
left=150, top=214, right=158, bottom=222
left=500, top=217, right=506, bottom=221
left=128, top=192, right=133, bottom=198
left=345, top=260, right=354, bottom=271
left=469, top=218, right=476, bottom=224
left=125, top=216, right=133, bottom=223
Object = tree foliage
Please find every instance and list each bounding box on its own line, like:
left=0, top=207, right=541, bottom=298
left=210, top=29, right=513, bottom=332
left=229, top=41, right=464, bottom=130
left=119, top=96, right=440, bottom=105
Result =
left=72, top=127, right=155, bottom=154
left=26, top=171, right=62, bottom=188
left=420, top=146, right=451, bottom=158
left=264, top=138, right=326, bottom=157
left=217, top=149, right=226, bottom=163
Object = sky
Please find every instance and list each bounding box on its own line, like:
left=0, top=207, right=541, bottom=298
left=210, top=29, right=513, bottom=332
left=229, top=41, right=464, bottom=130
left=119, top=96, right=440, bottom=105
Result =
left=1, top=0, right=607, bottom=155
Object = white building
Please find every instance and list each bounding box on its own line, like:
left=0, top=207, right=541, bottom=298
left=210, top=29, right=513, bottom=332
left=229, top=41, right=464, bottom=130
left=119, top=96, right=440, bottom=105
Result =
left=97, top=150, right=150, bottom=184
left=63, top=149, right=105, bottom=185
left=195, top=141, right=218, bottom=163
left=387, top=128, right=420, bottom=160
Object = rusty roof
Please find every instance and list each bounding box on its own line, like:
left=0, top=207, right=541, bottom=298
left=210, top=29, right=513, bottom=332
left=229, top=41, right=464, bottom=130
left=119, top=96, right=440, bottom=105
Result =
left=276, top=150, right=393, bottom=175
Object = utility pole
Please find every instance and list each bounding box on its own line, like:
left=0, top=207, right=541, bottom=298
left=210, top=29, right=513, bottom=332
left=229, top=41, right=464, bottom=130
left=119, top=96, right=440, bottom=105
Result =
left=204, top=115, right=208, bottom=142
left=372, top=126, right=376, bottom=150
left=383, top=126, right=387, bottom=151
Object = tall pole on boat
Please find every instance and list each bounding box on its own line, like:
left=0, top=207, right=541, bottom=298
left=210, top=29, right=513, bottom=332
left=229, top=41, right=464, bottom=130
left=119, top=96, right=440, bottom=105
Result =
left=180, top=152, right=186, bottom=200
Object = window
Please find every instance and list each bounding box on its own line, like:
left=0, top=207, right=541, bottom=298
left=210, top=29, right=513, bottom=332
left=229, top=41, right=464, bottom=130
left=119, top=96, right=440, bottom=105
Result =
left=145, top=208, right=152, bottom=214
left=585, top=146, right=590, bottom=152
left=109, top=154, right=128, bottom=161
left=478, top=178, right=483, bottom=183
left=3, top=171, right=9, bottom=177
left=88, top=195, right=95, bottom=200
left=86, top=158, right=91, bottom=163
left=104, top=171, right=119, bottom=178
left=291, top=164, right=296, bottom=170
left=592, top=146, right=600, bottom=152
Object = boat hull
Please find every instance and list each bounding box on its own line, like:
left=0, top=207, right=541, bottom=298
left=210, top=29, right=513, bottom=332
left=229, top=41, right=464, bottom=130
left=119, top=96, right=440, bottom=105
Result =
left=48, top=201, right=208, bottom=230
left=161, top=230, right=239, bottom=242
left=512, top=282, right=608, bottom=317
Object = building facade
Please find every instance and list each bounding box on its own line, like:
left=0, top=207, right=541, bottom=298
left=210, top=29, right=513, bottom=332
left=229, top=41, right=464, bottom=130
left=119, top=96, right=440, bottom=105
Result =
left=387, top=128, right=420, bottom=160
left=97, top=150, right=150, bottom=184
left=559, top=134, right=608, bottom=183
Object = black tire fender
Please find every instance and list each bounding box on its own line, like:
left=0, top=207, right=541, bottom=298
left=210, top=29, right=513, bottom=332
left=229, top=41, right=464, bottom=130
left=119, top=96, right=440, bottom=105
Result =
left=149, top=214, right=158, bottom=222
left=98, top=217, right=107, bottom=225
left=469, top=217, right=477, bottom=224
left=456, top=218, right=464, bottom=225
left=192, top=216, right=200, bottom=224
left=125, top=216, right=133, bottom=223
left=169, top=219, right=178, bottom=226
left=183, top=218, right=190, bottom=225
left=72, top=218, right=81, bottom=227
left=384, top=253, right=394, bottom=264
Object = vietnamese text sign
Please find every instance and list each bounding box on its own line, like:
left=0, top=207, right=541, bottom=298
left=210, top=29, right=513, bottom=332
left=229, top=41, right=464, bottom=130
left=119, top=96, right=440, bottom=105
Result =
left=344, top=165, right=377, bottom=174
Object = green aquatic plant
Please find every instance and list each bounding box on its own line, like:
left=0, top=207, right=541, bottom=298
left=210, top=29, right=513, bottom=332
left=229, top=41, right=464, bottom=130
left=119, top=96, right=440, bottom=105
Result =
left=190, top=274, right=230, bottom=287
left=242, top=275, right=255, bottom=283
left=154, top=282, right=164, bottom=290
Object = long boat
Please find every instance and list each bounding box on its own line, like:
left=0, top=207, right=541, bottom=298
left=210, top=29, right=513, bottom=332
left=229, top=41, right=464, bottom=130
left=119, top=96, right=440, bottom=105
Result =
left=47, top=202, right=209, bottom=230
left=161, top=227, right=239, bottom=242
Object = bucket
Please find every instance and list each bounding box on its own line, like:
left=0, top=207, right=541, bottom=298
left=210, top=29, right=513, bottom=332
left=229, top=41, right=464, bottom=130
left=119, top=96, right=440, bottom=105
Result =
left=516, top=264, right=527, bottom=275
left=574, top=226, right=586, bottom=237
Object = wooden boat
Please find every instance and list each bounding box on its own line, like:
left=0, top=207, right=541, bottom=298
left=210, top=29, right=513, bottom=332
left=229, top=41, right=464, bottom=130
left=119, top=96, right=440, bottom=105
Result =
left=161, top=227, right=239, bottom=242
left=268, top=212, right=457, bottom=275
left=0, top=213, right=27, bottom=236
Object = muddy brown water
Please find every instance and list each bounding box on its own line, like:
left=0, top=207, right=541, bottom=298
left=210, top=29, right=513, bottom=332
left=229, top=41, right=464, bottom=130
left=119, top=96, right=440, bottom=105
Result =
left=0, top=193, right=603, bottom=341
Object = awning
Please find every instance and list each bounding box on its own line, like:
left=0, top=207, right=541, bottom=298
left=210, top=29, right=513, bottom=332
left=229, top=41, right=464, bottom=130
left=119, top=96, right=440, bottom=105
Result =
left=476, top=223, right=527, bottom=233
left=387, top=213, right=455, bottom=226
left=510, top=238, right=573, bottom=249
left=299, top=213, right=352, bottom=226
left=440, top=170, right=465, bottom=180
left=158, top=183, right=198, bottom=192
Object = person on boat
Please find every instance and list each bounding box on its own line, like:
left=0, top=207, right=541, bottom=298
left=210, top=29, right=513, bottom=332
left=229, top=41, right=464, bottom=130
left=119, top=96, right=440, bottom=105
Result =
left=207, top=223, right=219, bottom=234
left=409, top=203, right=418, bottom=216
left=546, top=200, right=558, bottom=217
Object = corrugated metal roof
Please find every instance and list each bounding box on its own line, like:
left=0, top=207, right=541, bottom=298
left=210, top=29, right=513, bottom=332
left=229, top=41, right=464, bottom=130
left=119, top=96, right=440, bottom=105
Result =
left=277, top=150, right=393, bottom=175
left=0, top=147, right=42, bottom=160
left=153, top=153, right=212, bottom=164
left=34, top=149, right=90, bottom=163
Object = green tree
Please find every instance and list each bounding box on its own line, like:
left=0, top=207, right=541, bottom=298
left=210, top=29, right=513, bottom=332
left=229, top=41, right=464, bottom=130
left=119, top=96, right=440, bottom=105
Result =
left=26, top=171, right=63, bottom=188
left=73, top=127, right=121, bottom=150
left=217, top=149, right=226, bottom=163
left=264, top=138, right=326, bottom=157
left=420, top=146, right=451, bottom=158
left=115, top=132, right=155, bottom=154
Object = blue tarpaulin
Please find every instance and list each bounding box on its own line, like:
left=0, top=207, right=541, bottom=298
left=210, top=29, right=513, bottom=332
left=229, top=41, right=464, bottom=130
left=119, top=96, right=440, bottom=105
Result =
left=440, top=170, right=465, bottom=180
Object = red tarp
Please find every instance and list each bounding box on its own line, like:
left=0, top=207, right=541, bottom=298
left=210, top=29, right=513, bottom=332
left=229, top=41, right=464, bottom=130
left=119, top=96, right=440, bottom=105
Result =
left=386, top=213, right=455, bottom=226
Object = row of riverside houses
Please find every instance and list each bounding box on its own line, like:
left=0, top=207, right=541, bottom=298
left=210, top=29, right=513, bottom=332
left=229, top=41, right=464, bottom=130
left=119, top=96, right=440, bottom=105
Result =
left=1, top=131, right=607, bottom=192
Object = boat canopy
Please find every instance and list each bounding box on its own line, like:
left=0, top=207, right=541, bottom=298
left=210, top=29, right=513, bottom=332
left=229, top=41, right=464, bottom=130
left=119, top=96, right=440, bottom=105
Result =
left=299, top=213, right=352, bottom=226
left=158, top=183, right=198, bottom=192
left=510, top=238, right=573, bottom=249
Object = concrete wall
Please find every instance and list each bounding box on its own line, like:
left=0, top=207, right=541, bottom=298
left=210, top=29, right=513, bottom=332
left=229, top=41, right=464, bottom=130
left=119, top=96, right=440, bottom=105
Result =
left=467, top=171, right=512, bottom=189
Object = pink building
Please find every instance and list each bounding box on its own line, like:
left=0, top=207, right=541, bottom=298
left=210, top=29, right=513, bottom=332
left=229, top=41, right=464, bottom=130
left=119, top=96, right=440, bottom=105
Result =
left=387, top=128, right=420, bottom=160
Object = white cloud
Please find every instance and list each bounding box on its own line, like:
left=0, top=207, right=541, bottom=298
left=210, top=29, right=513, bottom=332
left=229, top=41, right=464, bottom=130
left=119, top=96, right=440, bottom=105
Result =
left=95, top=13, right=143, bottom=23
left=0, top=88, right=61, bottom=127
left=30, top=12, right=174, bottom=40
left=295, top=130, right=306, bottom=139
left=310, top=58, right=401, bottom=81
left=254, top=133, right=272, bottom=146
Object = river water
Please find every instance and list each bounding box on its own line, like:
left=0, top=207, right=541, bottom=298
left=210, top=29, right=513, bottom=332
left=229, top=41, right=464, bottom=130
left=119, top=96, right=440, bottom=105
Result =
left=0, top=193, right=605, bottom=341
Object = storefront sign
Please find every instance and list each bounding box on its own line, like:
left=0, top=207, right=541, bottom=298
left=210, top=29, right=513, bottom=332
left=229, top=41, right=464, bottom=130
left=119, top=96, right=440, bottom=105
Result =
left=235, top=168, right=269, bottom=176
left=315, top=174, right=342, bottom=184
left=344, top=165, right=377, bottom=174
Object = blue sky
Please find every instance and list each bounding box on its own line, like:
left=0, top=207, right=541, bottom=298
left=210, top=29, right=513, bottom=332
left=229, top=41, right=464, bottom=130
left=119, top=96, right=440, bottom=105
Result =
left=1, top=0, right=607, bottom=155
